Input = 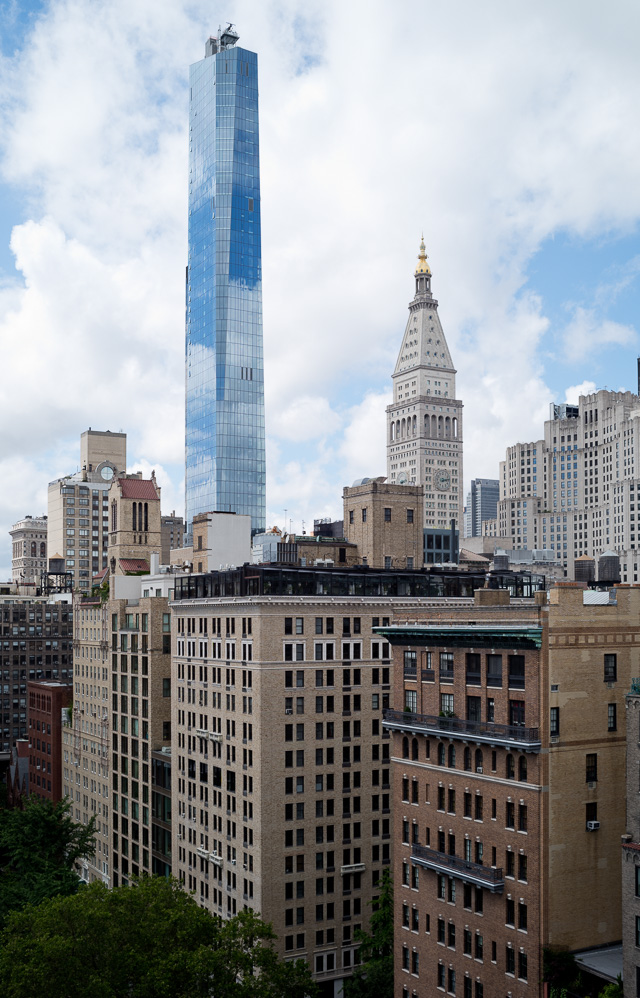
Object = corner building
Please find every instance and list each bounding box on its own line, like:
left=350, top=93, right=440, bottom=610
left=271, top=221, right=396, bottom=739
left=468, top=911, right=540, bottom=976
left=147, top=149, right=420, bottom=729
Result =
left=185, top=27, right=266, bottom=533
left=382, top=583, right=640, bottom=998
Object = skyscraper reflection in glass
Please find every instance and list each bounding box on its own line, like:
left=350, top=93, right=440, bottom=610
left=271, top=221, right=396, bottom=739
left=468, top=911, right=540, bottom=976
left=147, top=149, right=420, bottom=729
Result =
left=185, top=26, right=266, bottom=534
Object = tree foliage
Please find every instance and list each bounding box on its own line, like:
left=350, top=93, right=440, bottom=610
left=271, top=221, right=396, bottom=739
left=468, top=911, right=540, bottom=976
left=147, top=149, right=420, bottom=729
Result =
left=0, top=876, right=317, bottom=998
left=598, top=976, right=623, bottom=998
left=343, top=869, right=393, bottom=998
left=0, top=796, right=95, bottom=927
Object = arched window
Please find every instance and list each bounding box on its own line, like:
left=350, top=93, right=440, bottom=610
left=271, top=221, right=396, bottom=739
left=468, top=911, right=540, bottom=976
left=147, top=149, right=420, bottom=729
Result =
left=445, top=416, right=451, bottom=437
left=412, top=738, right=419, bottom=761
left=412, top=415, right=417, bottom=436
left=452, top=416, right=458, bottom=438
left=437, top=743, right=445, bottom=766
left=40, top=542, right=46, bottom=558
left=144, top=503, right=148, bottom=532
left=475, top=749, right=483, bottom=772
left=111, top=501, right=117, bottom=532
left=425, top=739, right=431, bottom=760
left=133, top=503, right=137, bottom=531
left=506, top=754, right=515, bottom=780
left=464, top=747, right=471, bottom=771
left=402, top=736, right=409, bottom=759
left=390, top=422, right=395, bottom=441
left=401, top=418, right=406, bottom=439
left=438, top=415, right=443, bottom=438
left=30, top=541, right=36, bottom=558
left=425, top=414, right=431, bottom=437
left=448, top=744, right=456, bottom=768
left=519, top=756, right=528, bottom=782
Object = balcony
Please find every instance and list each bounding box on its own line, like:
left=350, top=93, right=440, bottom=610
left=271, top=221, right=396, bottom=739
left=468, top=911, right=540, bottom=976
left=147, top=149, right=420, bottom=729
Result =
left=411, top=843, right=504, bottom=892
left=383, top=708, right=540, bottom=751
left=465, top=672, right=482, bottom=686
left=340, top=862, right=366, bottom=875
left=403, top=665, right=417, bottom=680
left=421, top=668, right=435, bottom=682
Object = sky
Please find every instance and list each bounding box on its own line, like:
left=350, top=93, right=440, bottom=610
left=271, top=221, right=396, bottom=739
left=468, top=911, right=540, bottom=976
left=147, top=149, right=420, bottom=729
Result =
left=0, top=0, right=640, bottom=575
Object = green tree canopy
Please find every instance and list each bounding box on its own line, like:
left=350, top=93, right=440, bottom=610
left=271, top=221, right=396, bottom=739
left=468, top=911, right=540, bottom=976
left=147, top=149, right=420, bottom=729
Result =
left=343, top=869, right=393, bottom=998
left=0, top=796, right=95, bottom=927
left=0, top=876, right=317, bottom=998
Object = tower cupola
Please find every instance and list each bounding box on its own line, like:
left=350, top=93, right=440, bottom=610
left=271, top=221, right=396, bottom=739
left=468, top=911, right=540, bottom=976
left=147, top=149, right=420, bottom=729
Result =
left=414, top=235, right=432, bottom=295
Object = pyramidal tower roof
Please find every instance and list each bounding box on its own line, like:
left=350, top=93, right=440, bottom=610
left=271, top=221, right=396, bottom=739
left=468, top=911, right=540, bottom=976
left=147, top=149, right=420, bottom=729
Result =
left=393, top=239, right=455, bottom=379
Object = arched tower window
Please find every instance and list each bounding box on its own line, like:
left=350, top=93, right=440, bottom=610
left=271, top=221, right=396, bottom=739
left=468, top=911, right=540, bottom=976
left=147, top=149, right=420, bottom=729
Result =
left=133, top=503, right=137, bottom=531
left=144, top=503, right=148, bottom=532
left=30, top=541, right=36, bottom=558
left=40, top=542, right=46, bottom=558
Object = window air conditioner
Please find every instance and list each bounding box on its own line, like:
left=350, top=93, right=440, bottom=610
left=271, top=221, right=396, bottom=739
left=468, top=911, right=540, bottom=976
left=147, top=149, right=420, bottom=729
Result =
left=586, top=820, right=600, bottom=831
left=476, top=766, right=483, bottom=773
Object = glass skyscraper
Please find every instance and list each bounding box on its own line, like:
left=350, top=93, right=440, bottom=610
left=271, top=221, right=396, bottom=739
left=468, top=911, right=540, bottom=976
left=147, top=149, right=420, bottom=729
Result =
left=185, top=26, right=266, bottom=534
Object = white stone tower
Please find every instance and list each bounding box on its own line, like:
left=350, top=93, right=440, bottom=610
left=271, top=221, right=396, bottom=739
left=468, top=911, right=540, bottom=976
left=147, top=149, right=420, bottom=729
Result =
left=386, top=239, right=463, bottom=537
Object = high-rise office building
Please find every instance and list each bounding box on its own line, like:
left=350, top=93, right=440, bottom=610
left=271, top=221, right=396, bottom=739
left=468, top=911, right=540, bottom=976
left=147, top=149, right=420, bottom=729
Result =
left=464, top=478, right=499, bottom=538
left=185, top=26, right=266, bottom=535
left=386, top=240, right=463, bottom=560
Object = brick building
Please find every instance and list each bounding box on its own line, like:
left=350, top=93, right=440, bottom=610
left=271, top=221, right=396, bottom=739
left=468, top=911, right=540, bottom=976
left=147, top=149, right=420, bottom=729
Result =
left=343, top=479, right=424, bottom=570
left=382, top=582, right=640, bottom=997
left=27, top=680, right=72, bottom=801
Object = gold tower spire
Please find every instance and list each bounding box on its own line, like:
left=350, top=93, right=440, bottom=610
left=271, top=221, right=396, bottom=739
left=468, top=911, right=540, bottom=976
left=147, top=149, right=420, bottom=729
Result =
left=414, top=234, right=431, bottom=276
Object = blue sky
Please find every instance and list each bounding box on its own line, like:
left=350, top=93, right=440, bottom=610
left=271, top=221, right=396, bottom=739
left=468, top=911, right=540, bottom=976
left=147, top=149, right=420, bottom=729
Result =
left=0, top=0, right=640, bottom=573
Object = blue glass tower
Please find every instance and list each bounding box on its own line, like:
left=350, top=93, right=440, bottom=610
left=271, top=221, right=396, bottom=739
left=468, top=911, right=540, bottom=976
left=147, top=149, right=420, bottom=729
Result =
left=185, top=26, right=266, bottom=534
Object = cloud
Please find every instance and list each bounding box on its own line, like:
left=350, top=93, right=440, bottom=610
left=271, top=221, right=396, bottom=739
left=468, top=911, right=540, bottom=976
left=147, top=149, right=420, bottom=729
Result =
left=1, top=0, right=640, bottom=573
left=564, top=380, right=597, bottom=404
left=561, top=306, right=637, bottom=361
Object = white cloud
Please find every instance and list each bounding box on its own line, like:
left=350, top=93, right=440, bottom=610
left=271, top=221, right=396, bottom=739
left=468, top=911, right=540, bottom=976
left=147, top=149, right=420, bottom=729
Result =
left=561, top=306, right=637, bottom=361
left=0, top=0, right=640, bottom=573
left=564, top=381, right=597, bottom=404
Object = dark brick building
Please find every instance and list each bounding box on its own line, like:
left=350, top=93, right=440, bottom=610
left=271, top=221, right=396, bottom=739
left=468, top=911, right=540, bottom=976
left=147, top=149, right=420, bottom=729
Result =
left=27, top=680, right=72, bottom=801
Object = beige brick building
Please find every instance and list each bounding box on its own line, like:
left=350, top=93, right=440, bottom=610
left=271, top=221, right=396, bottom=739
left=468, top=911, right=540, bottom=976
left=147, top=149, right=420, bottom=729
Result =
left=383, top=582, right=640, bottom=997
left=343, top=480, right=424, bottom=570
left=64, top=474, right=174, bottom=886
left=170, top=588, right=445, bottom=994
left=48, top=430, right=127, bottom=593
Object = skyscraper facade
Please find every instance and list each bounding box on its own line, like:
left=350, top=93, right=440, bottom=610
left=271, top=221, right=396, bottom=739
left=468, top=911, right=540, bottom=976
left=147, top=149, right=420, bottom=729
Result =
left=464, top=478, right=499, bottom=537
left=185, top=26, right=266, bottom=535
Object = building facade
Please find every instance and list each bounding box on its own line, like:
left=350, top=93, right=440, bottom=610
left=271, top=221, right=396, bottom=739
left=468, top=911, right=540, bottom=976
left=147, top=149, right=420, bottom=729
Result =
left=386, top=240, right=463, bottom=541
left=185, top=27, right=266, bottom=534
left=485, top=390, right=640, bottom=581
left=48, top=430, right=127, bottom=593
left=623, top=680, right=640, bottom=997
left=0, top=597, right=72, bottom=757
left=10, top=515, right=47, bottom=585
left=27, top=679, right=72, bottom=802
left=465, top=480, right=499, bottom=538
left=161, top=512, right=185, bottom=565
left=343, top=480, right=424, bottom=569
left=383, top=582, right=640, bottom=997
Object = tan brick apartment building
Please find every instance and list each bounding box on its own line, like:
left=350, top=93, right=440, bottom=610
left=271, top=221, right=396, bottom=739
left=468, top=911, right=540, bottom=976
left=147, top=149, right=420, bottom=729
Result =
left=382, top=583, right=640, bottom=998
left=170, top=587, right=413, bottom=996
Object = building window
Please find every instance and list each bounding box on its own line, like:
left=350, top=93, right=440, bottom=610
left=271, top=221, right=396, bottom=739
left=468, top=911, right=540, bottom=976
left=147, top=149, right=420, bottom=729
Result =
left=384, top=508, right=391, bottom=522
left=362, top=509, right=367, bottom=523
left=635, top=915, right=640, bottom=948
left=608, top=703, right=617, bottom=732
left=407, top=509, right=414, bottom=523
left=550, top=706, right=559, bottom=736
left=604, top=654, right=617, bottom=682
left=586, top=754, right=598, bottom=783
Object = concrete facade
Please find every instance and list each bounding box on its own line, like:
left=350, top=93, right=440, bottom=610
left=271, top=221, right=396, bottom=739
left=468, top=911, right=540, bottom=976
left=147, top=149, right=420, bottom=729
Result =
left=10, top=515, right=47, bottom=585
left=487, top=389, right=640, bottom=582
left=343, top=480, right=424, bottom=570
left=192, top=511, right=252, bottom=573
left=384, top=582, right=640, bottom=997
left=386, top=240, right=463, bottom=535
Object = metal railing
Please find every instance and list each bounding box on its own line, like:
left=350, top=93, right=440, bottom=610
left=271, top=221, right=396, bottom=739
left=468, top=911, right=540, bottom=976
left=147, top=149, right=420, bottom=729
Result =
left=383, top=708, right=540, bottom=748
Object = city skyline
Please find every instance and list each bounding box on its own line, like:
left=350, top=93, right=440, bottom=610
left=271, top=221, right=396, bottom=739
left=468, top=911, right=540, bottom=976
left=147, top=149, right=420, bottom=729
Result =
left=0, top=1, right=639, bottom=575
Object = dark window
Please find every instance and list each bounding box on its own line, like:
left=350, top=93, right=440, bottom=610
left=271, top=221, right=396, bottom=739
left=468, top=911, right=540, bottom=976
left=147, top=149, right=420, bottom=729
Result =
left=604, top=654, right=617, bottom=682
left=586, top=754, right=598, bottom=782
left=486, top=654, right=502, bottom=687
left=550, top=706, right=559, bottom=736
left=466, top=696, right=481, bottom=723
left=608, top=703, right=617, bottom=732
left=361, top=509, right=367, bottom=523
left=508, top=655, right=525, bottom=689
left=407, top=509, right=414, bottom=523
left=384, top=508, right=391, bottom=522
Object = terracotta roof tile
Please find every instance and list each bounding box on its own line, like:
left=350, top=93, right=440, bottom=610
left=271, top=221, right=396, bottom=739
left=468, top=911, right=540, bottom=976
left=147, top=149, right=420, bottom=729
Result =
left=119, top=558, right=149, bottom=573
left=117, top=478, right=159, bottom=501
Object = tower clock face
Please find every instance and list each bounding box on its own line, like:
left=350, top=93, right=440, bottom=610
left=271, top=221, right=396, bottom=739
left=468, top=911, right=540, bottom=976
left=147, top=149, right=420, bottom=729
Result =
left=435, top=469, right=451, bottom=491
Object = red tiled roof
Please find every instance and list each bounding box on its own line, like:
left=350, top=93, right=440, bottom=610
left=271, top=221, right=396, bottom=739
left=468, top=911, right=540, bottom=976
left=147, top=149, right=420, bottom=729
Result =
left=119, top=558, right=149, bottom=573
left=117, top=478, right=159, bottom=500
left=93, top=567, right=109, bottom=583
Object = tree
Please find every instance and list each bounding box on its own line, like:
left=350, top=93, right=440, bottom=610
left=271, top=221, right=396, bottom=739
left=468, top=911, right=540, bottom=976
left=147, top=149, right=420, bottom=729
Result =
left=0, top=796, right=96, bottom=927
left=0, top=876, right=317, bottom=998
left=343, top=870, right=393, bottom=998
left=599, top=976, right=623, bottom=998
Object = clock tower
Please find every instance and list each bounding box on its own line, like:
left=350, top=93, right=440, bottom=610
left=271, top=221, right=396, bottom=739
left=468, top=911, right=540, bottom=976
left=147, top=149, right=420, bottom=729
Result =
left=386, top=239, right=463, bottom=557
